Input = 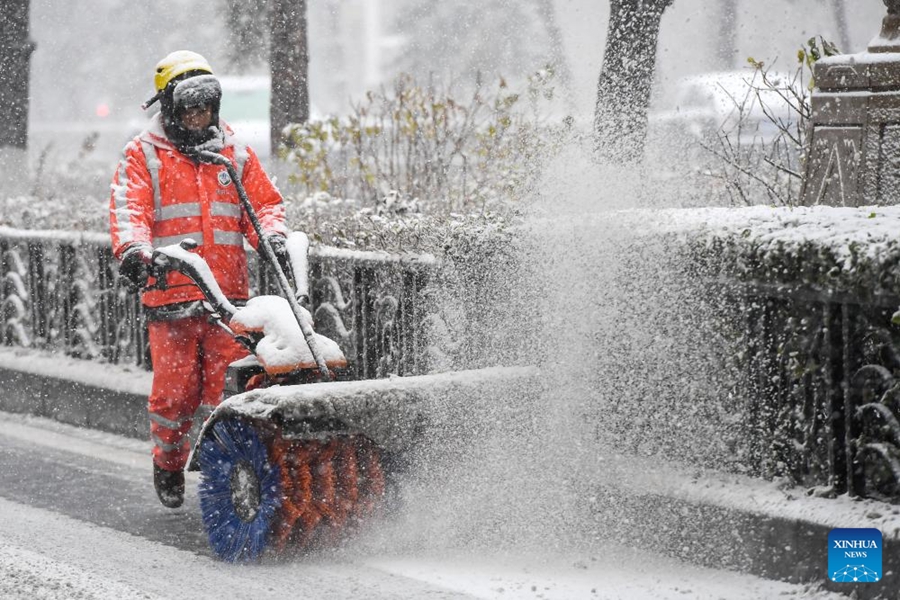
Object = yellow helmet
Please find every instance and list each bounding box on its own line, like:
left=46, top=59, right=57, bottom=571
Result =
left=153, top=50, right=213, bottom=92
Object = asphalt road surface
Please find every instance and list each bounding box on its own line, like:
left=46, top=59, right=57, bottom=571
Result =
left=0, top=411, right=846, bottom=600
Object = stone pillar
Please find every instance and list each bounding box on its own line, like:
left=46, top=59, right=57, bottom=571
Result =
left=800, top=0, right=900, bottom=206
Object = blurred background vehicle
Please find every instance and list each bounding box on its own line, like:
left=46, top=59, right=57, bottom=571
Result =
left=643, top=69, right=807, bottom=207
left=29, top=99, right=145, bottom=169
left=218, top=75, right=322, bottom=162
left=27, top=75, right=317, bottom=171
left=218, top=75, right=271, bottom=159
left=649, top=69, right=801, bottom=149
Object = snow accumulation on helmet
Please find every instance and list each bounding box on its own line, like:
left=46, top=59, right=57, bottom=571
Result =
left=172, top=74, right=222, bottom=112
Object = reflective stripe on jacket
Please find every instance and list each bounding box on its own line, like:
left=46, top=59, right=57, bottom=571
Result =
left=109, top=113, right=286, bottom=307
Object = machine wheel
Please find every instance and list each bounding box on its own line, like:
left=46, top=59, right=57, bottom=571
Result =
left=197, top=418, right=282, bottom=562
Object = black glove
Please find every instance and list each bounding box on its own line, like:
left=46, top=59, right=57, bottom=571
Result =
left=118, top=244, right=152, bottom=293
left=263, top=233, right=295, bottom=287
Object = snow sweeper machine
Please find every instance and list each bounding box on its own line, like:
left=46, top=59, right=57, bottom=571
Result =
left=144, top=151, right=387, bottom=562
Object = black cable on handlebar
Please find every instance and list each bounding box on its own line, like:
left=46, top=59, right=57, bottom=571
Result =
left=195, top=150, right=333, bottom=382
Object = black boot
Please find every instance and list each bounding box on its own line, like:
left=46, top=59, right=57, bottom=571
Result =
left=154, top=464, right=185, bottom=508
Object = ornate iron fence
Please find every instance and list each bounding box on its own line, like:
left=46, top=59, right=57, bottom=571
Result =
left=735, top=281, right=900, bottom=502
left=3, top=225, right=898, bottom=502
left=267, top=246, right=435, bottom=380
left=0, top=227, right=436, bottom=380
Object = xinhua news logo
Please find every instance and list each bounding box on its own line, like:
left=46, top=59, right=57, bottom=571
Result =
left=828, top=528, right=882, bottom=583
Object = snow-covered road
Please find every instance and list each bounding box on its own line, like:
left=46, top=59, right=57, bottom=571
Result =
left=0, top=412, right=845, bottom=599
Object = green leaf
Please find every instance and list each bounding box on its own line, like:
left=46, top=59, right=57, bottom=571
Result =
left=821, top=37, right=841, bottom=57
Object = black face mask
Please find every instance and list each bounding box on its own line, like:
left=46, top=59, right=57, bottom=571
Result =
left=161, top=73, right=224, bottom=154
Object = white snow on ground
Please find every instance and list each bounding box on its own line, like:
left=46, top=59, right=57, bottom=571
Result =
left=361, top=551, right=838, bottom=600
left=0, top=411, right=855, bottom=600
left=0, top=543, right=163, bottom=600
left=0, top=491, right=844, bottom=600
left=0, top=412, right=149, bottom=468
left=0, top=346, right=152, bottom=397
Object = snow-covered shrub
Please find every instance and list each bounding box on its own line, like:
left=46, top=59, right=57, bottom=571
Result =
left=0, top=146, right=110, bottom=232
left=278, top=70, right=572, bottom=216
left=678, top=205, right=900, bottom=497
left=430, top=213, right=527, bottom=370
left=283, top=188, right=520, bottom=252
left=502, top=205, right=900, bottom=497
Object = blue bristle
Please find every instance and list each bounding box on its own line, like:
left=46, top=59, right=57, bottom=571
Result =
left=198, top=419, right=282, bottom=562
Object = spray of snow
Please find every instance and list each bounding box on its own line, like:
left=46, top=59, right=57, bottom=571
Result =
left=329, top=133, right=900, bottom=579
left=323, top=136, right=715, bottom=562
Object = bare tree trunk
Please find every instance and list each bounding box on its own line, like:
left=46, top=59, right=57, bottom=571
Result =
left=270, top=0, right=310, bottom=158
left=829, top=0, right=851, bottom=53
left=593, top=0, right=673, bottom=164
left=0, top=0, right=34, bottom=150
left=224, top=0, right=268, bottom=73
left=323, top=0, right=347, bottom=113
left=715, top=0, right=738, bottom=70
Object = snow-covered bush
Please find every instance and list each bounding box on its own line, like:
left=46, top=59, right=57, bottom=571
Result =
left=677, top=205, right=900, bottom=497
left=274, top=71, right=569, bottom=256
left=502, top=206, right=900, bottom=498
left=278, top=71, right=572, bottom=217
left=0, top=146, right=110, bottom=232
left=283, top=188, right=521, bottom=254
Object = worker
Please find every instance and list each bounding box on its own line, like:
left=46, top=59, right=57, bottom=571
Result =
left=109, top=50, right=290, bottom=508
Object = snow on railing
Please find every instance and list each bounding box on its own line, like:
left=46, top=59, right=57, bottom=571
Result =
left=0, top=227, right=437, bottom=380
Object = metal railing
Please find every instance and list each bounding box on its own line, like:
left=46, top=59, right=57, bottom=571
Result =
left=3, top=226, right=897, bottom=502
left=0, top=227, right=436, bottom=380
left=734, top=280, right=900, bottom=502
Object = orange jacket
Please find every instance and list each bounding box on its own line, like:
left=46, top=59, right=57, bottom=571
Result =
left=109, top=114, right=286, bottom=307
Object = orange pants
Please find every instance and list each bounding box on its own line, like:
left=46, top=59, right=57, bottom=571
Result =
left=147, top=316, right=248, bottom=471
